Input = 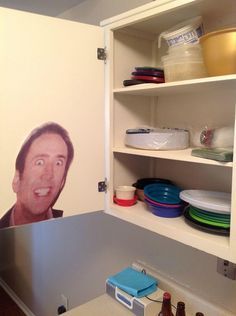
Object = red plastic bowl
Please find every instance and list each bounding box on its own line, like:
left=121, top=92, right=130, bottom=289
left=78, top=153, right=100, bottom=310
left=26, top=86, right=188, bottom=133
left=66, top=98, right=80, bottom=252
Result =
left=113, top=195, right=138, bottom=207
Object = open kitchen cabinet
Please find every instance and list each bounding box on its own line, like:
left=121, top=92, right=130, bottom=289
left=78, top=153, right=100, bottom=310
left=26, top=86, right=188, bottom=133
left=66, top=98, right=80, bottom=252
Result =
left=1, top=0, right=236, bottom=264
left=102, top=0, right=236, bottom=263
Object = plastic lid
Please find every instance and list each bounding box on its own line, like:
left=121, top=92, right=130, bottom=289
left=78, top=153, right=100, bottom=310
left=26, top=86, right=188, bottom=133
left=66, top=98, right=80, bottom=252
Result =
left=162, top=16, right=203, bottom=38
left=180, top=190, right=231, bottom=213
left=158, top=16, right=203, bottom=47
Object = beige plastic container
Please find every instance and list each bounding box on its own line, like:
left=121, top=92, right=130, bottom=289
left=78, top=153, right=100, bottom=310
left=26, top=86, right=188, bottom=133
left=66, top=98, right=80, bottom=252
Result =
left=115, top=186, right=135, bottom=200
left=162, top=55, right=207, bottom=82
left=161, top=43, right=207, bottom=82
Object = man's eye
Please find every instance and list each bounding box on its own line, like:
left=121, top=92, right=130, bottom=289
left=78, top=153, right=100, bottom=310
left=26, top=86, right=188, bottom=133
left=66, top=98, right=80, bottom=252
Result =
left=56, top=160, right=63, bottom=166
left=35, top=159, right=44, bottom=166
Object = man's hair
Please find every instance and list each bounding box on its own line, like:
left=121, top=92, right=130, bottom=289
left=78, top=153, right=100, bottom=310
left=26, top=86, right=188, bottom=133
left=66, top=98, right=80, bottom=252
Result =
left=15, top=122, right=74, bottom=177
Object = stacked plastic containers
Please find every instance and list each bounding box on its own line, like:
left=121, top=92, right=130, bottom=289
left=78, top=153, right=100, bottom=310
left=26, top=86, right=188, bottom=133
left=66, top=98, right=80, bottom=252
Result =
left=144, top=183, right=184, bottom=218
left=159, top=16, right=207, bottom=82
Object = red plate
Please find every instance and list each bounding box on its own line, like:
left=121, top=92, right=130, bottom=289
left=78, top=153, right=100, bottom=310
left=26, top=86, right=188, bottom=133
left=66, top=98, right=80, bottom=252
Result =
left=132, top=71, right=164, bottom=77
left=132, top=75, right=165, bottom=83
left=113, top=195, right=138, bottom=207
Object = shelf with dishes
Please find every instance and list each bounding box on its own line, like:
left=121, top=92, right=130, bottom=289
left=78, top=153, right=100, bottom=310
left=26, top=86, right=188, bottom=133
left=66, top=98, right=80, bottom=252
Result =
left=107, top=200, right=230, bottom=260
left=113, top=75, right=236, bottom=97
left=110, top=149, right=232, bottom=255
left=110, top=147, right=233, bottom=259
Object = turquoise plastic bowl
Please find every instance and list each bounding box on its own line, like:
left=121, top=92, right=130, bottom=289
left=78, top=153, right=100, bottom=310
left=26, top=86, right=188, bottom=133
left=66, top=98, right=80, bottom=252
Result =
left=144, top=183, right=182, bottom=204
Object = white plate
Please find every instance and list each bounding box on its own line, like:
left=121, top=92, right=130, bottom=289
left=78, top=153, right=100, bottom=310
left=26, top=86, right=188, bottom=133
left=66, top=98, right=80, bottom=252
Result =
left=180, top=190, right=231, bottom=214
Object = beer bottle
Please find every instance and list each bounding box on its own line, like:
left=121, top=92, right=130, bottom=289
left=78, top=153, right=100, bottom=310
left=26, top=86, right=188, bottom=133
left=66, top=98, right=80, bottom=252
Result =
left=175, top=301, right=186, bottom=316
left=157, top=292, right=174, bottom=316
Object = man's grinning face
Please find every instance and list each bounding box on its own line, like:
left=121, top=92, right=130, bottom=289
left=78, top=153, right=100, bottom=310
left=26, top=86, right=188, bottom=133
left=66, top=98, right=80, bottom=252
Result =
left=13, top=133, right=68, bottom=216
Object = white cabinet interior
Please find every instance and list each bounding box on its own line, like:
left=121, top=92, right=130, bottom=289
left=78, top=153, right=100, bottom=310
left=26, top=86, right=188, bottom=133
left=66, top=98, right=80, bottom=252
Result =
left=102, top=0, right=236, bottom=262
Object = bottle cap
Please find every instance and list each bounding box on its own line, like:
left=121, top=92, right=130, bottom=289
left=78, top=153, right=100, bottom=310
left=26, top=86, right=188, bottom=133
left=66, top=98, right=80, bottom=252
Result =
left=177, top=301, right=185, bottom=308
left=163, top=292, right=171, bottom=299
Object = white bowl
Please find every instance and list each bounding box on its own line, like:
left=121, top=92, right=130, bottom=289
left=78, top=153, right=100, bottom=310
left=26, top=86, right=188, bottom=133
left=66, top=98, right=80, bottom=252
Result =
left=115, top=186, right=136, bottom=200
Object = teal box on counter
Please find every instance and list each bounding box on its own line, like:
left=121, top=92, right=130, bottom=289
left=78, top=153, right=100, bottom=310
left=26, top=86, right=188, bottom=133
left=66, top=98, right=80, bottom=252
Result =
left=106, top=267, right=164, bottom=316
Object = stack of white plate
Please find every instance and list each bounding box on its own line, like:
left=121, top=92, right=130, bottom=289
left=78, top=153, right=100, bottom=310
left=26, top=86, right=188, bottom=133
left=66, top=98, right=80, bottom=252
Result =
left=180, top=190, right=231, bottom=236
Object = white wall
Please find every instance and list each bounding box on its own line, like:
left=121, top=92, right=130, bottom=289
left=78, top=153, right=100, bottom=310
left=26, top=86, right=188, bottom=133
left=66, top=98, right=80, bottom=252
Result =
left=1, top=211, right=236, bottom=316
left=59, top=0, right=152, bottom=25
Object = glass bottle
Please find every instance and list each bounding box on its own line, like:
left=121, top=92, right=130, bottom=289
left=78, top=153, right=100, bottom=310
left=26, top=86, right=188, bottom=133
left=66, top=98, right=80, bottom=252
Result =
left=157, top=292, right=174, bottom=316
left=195, top=313, right=204, bottom=316
left=175, top=301, right=186, bottom=316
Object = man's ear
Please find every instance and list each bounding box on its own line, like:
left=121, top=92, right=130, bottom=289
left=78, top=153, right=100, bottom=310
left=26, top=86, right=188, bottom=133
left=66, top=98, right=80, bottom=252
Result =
left=12, top=170, right=20, bottom=193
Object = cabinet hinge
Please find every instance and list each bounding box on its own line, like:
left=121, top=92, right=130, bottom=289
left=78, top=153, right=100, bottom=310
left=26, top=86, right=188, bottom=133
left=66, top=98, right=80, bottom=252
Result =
left=217, top=258, right=236, bottom=280
left=97, top=47, right=107, bottom=62
left=98, top=179, right=108, bottom=192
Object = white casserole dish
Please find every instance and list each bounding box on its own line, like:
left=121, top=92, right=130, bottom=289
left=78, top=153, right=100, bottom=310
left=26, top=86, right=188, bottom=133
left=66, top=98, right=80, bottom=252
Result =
left=125, top=128, right=189, bottom=150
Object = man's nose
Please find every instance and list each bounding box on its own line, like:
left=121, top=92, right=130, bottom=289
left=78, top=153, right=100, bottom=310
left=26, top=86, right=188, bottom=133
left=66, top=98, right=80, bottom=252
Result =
left=42, top=164, right=54, bottom=180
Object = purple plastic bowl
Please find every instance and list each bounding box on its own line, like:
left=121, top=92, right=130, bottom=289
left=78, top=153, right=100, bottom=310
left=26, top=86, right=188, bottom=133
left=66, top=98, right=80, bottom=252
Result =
left=144, top=196, right=182, bottom=208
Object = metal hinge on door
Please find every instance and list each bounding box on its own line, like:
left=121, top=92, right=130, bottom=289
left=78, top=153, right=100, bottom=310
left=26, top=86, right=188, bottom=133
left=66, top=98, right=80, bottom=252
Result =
left=97, top=47, right=107, bottom=62
left=98, top=178, right=108, bottom=192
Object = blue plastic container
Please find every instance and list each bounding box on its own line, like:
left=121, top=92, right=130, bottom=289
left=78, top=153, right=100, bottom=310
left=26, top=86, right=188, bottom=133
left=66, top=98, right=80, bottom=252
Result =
left=146, top=201, right=183, bottom=218
left=144, top=183, right=182, bottom=204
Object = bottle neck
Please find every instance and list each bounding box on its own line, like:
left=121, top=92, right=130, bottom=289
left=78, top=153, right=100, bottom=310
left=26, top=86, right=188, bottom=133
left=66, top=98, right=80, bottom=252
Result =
left=161, top=298, right=173, bottom=314
left=158, top=292, right=174, bottom=316
left=175, top=302, right=186, bottom=316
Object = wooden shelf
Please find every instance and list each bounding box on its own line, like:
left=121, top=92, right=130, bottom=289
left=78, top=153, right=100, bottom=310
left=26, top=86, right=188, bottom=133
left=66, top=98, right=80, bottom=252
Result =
left=106, top=201, right=230, bottom=260
left=113, top=147, right=233, bottom=167
left=113, top=75, right=236, bottom=97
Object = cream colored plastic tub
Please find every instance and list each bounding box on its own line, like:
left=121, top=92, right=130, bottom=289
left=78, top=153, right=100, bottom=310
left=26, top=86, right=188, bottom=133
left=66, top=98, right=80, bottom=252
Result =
left=162, top=55, right=207, bottom=82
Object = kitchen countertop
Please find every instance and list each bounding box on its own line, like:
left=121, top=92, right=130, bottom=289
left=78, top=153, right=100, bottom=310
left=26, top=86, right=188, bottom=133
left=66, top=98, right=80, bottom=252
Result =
left=64, top=294, right=135, bottom=315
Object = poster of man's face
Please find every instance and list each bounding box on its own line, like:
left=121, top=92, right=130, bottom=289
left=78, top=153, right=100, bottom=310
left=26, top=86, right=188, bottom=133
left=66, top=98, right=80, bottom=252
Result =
left=0, top=122, right=74, bottom=229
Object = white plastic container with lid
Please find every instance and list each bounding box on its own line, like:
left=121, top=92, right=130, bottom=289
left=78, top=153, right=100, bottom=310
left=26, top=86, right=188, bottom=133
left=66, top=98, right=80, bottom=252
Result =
left=161, top=43, right=207, bottom=82
left=162, top=55, right=206, bottom=82
left=158, top=16, right=204, bottom=48
left=125, top=128, right=189, bottom=150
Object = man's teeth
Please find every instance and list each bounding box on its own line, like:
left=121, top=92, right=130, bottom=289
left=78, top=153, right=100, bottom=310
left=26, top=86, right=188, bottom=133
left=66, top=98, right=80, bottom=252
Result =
left=34, top=188, right=50, bottom=196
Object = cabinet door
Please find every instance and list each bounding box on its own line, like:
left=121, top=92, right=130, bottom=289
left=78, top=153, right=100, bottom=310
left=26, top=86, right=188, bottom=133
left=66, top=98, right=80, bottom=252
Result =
left=0, top=7, right=105, bottom=226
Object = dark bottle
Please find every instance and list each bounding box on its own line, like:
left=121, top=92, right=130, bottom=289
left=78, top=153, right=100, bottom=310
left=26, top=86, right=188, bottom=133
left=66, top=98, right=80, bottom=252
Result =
left=195, top=313, right=204, bottom=316
left=175, top=301, right=186, bottom=316
left=157, top=292, right=174, bottom=316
